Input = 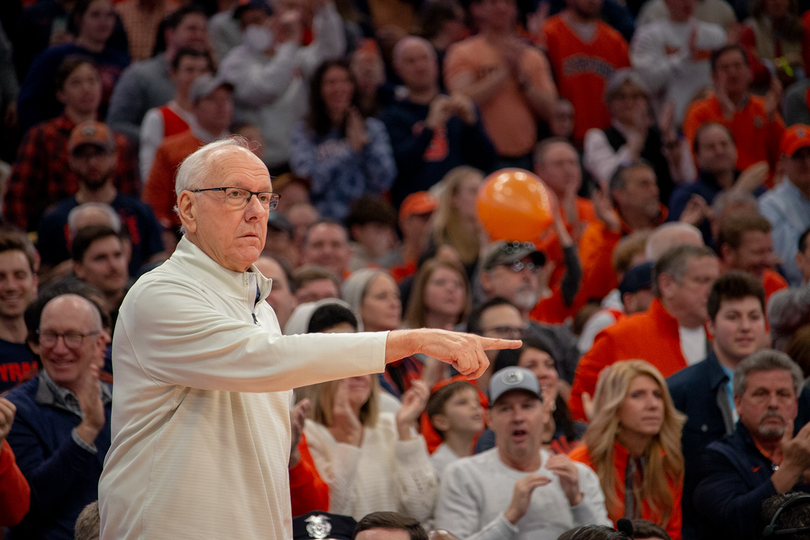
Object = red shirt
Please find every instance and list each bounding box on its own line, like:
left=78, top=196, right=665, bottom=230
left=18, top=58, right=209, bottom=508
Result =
left=0, top=440, right=30, bottom=527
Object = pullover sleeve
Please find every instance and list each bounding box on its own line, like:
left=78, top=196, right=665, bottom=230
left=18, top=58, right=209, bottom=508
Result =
left=0, top=440, right=30, bottom=527
left=219, top=44, right=299, bottom=108
left=393, top=436, right=439, bottom=522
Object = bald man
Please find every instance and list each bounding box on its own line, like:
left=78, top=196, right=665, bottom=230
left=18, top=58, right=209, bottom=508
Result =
left=5, top=293, right=109, bottom=540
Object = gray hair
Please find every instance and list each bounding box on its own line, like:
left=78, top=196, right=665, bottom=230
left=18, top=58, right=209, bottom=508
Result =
left=733, top=349, right=803, bottom=397
left=712, top=190, right=757, bottom=221
left=67, top=203, right=121, bottom=238
left=645, top=222, right=704, bottom=262
left=604, top=68, right=650, bottom=103
left=174, top=136, right=254, bottom=197
left=652, top=243, right=716, bottom=297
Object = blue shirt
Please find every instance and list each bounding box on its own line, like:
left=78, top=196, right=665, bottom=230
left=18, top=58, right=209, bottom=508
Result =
left=759, top=179, right=810, bottom=286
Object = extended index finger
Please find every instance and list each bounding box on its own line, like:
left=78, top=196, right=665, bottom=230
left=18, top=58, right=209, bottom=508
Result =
left=477, top=337, right=522, bottom=351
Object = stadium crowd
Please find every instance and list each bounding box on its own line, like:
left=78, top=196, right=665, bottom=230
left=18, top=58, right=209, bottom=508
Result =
left=3, top=0, right=810, bottom=537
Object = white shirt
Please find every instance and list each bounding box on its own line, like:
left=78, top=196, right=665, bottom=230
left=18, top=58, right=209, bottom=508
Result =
left=679, top=325, right=708, bottom=365
left=98, top=237, right=388, bottom=540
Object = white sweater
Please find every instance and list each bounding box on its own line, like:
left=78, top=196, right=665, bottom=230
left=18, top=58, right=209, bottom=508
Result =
left=98, top=237, right=388, bottom=540
left=304, top=413, right=439, bottom=521
left=433, top=448, right=611, bottom=540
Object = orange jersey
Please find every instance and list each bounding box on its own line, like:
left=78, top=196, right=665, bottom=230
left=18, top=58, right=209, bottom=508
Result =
left=683, top=93, right=785, bottom=187
left=543, top=15, right=630, bottom=144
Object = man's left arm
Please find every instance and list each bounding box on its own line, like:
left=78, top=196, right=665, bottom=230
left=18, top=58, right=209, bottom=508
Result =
left=519, top=49, right=557, bottom=121
left=297, top=1, right=347, bottom=78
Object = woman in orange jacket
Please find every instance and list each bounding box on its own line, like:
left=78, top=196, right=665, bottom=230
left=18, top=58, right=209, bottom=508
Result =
left=569, top=361, right=685, bottom=540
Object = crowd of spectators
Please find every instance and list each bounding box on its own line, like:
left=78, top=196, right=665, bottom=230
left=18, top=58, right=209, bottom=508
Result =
left=4, top=0, right=810, bottom=538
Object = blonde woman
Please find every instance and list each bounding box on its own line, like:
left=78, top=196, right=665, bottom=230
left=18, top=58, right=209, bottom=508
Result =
left=430, top=166, right=485, bottom=273
left=569, top=361, right=685, bottom=540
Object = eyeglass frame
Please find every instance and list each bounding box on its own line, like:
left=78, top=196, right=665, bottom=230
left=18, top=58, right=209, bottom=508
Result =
left=498, top=258, right=542, bottom=274
left=189, top=186, right=280, bottom=211
left=36, top=329, right=101, bottom=349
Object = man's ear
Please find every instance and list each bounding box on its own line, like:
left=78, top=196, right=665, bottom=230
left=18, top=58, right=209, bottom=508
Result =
left=657, top=272, right=675, bottom=299
left=177, top=191, right=197, bottom=234
left=480, top=270, right=493, bottom=295
left=74, top=261, right=85, bottom=280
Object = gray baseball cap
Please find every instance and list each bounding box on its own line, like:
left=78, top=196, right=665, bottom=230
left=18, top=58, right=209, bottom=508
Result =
left=189, top=73, right=234, bottom=104
left=481, top=241, right=546, bottom=272
left=489, top=366, right=543, bottom=405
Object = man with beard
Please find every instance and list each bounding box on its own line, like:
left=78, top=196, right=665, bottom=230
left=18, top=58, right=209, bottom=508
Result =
left=37, top=121, right=165, bottom=277
left=694, top=350, right=810, bottom=540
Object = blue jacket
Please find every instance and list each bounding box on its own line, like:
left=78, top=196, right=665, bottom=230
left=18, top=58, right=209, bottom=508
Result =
left=693, top=421, right=810, bottom=540
left=5, top=375, right=112, bottom=540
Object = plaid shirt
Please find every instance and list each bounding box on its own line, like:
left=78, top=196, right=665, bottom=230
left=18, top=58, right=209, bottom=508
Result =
left=3, top=114, right=139, bottom=231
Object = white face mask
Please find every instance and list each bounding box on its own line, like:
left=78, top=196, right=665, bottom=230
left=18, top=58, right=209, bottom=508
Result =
left=244, top=24, right=274, bottom=52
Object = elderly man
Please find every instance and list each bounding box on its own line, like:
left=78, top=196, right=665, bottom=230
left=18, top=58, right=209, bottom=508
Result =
left=5, top=293, right=109, bottom=540
left=434, top=366, right=610, bottom=539
left=694, top=350, right=810, bottom=540
left=98, top=138, right=513, bottom=540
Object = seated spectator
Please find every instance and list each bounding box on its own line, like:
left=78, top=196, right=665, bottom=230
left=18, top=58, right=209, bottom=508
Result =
left=342, top=269, right=422, bottom=400
left=430, top=166, right=484, bottom=278
left=631, top=519, right=672, bottom=540
left=115, top=0, right=180, bottom=62
left=668, top=123, right=768, bottom=245
left=17, top=0, right=130, bottom=131
left=797, top=227, right=810, bottom=286
left=693, top=350, right=810, bottom=540
left=301, top=220, right=352, bottom=280
left=635, top=0, right=735, bottom=31
left=484, top=336, right=587, bottom=452
left=741, top=0, right=804, bottom=88
left=4, top=56, right=138, bottom=232
left=0, top=228, right=38, bottom=393
left=37, top=121, right=165, bottom=277
left=570, top=244, right=720, bottom=420
left=0, top=397, right=30, bottom=528
left=543, top=0, right=630, bottom=147
left=769, top=282, right=810, bottom=352
left=289, top=398, right=331, bottom=517
left=378, top=191, right=437, bottom=284
left=285, top=201, right=320, bottom=258
left=72, top=225, right=129, bottom=326
left=759, top=124, right=810, bottom=287
left=465, top=297, right=527, bottom=389
left=570, top=361, right=685, bottom=538
left=289, top=59, right=396, bottom=221
left=139, top=48, right=214, bottom=177
left=578, top=261, right=655, bottom=354
left=253, top=255, right=297, bottom=330
left=354, top=511, right=430, bottom=540
left=296, top=301, right=437, bottom=521
left=631, top=0, right=725, bottom=126
left=5, top=293, right=110, bottom=540
left=583, top=70, right=695, bottom=204
left=718, top=213, right=787, bottom=301
left=344, top=195, right=398, bottom=272
left=426, top=380, right=485, bottom=476
left=683, top=45, right=785, bottom=186
left=444, top=0, right=556, bottom=168
left=592, top=230, right=650, bottom=312
left=143, top=74, right=233, bottom=236
left=478, top=242, right=581, bottom=386
left=263, top=212, right=298, bottom=268
left=709, top=190, right=759, bottom=247
left=667, top=271, right=771, bottom=540
left=644, top=222, right=704, bottom=262
left=349, top=40, right=387, bottom=119
left=107, top=4, right=209, bottom=142
left=219, top=0, right=346, bottom=174
left=292, top=264, right=341, bottom=305
left=74, top=501, right=100, bottom=540
left=433, top=366, right=611, bottom=538
left=782, top=78, right=810, bottom=126
left=759, top=492, right=810, bottom=538
left=416, top=1, right=468, bottom=92
left=380, top=36, right=496, bottom=208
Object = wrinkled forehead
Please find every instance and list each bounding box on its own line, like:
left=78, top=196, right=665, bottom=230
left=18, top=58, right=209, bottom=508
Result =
left=203, top=146, right=272, bottom=190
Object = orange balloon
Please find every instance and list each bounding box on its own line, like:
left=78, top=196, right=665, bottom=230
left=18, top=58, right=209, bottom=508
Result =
left=477, top=168, right=554, bottom=241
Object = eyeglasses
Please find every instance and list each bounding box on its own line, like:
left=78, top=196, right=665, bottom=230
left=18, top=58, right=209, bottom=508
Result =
left=190, top=187, right=280, bottom=211
left=37, top=330, right=100, bottom=349
left=500, top=259, right=541, bottom=274
left=480, top=325, right=526, bottom=338
left=498, top=241, right=536, bottom=255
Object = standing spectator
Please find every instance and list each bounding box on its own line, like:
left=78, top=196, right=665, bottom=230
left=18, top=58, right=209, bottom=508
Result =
left=717, top=213, right=787, bottom=302
left=344, top=195, right=398, bottom=272
left=37, top=121, right=165, bottom=277
left=740, top=0, right=804, bottom=88
left=290, top=59, right=396, bottom=221
left=416, top=1, right=468, bottom=92
left=570, top=361, right=685, bottom=539
left=445, top=0, right=556, bottom=169
left=783, top=77, right=810, bottom=126
left=139, top=48, right=214, bottom=178
left=693, top=351, right=810, bottom=540
left=635, top=0, right=735, bottom=31
left=0, top=228, right=38, bottom=393
left=4, top=57, right=138, bottom=232
left=381, top=36, right=496, bottom=208
left=142, top=74, right=233, bottom=234
left=72, top=225, right=129, bottom=324
left=106, top=4, right=209, bottom=142
left=543, top=0, right=630, bottom=146
left=301, top=220, right=353, bottom=280
left=759, top=124, right=810, bottom=287
left=433, top=366, right=611, bottom=539
left=379, top=191, right=437, bottom=284
left=220, top=0, right=347, bottom=173
left=115, top=0, right=179, bottom=62
left=404, top=258, right=470, bottom=331
left=683, top=45, right=785, bottom=184
left=430, top=166, right=484, bottom=276
left=630, top=0, right=726, bottom=125
left=5, top=293, right=110, bottom=540
left=569, top=244, right=720, bottom=421
left=17, top=0, right=130, bottom=131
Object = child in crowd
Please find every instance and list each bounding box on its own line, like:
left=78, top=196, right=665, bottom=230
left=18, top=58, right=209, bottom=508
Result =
left=425, top=379, right=484, bottom=476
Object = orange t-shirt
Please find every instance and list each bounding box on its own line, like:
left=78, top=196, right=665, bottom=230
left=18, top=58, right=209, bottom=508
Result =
left=444, top=35, right=557, bottom=157
left=763, top=268, right=788, bottom=303
left=683, top=93, right=785, bottom=187
left=143, top=130, right=204, bottom=229
left=543, top=15, right=630, bottom=144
